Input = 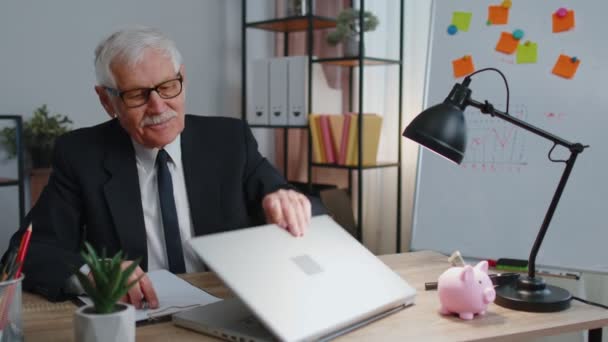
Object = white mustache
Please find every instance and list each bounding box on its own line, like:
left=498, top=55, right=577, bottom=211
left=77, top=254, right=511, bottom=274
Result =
left=141, top=110, right=177, bottom=127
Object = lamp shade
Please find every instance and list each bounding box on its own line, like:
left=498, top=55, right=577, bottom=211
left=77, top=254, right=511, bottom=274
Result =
left=403, top=101, right=467, bottom=164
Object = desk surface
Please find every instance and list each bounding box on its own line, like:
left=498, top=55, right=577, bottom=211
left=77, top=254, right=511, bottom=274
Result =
left=22, top=250, right=608, bottom=341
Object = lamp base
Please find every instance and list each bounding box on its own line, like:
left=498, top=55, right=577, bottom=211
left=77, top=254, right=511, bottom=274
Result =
left=495, top=275, right=571, bottom=312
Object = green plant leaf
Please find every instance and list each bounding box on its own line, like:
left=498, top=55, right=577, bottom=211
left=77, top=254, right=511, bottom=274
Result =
left=325, top=9, right=379, bottom=46
left=0, top=104, right=72, bottom=162
left=75, top=242, right=142, bottom=313
left=110, top=258, right=142, bottom=299
left=82, top=244, right=110, bottom=289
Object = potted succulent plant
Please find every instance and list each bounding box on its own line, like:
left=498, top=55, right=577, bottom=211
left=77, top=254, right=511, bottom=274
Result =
left=72, top=242, right=142, bottom=342
left=326, top=8, right=379, bottom=56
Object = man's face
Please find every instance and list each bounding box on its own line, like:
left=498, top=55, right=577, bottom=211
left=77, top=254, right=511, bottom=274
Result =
left=95, top=49, right=186, bottom=148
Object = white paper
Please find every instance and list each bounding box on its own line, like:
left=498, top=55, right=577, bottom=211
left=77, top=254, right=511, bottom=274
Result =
left=79, top=269, right=221, bottom=321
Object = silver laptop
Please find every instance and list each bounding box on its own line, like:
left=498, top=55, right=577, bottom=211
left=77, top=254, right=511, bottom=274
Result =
left=173, top=215, right=416, bottom=342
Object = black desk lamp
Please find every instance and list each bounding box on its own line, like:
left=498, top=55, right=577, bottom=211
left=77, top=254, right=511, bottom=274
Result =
left=403, top=68, right=588, bottom=312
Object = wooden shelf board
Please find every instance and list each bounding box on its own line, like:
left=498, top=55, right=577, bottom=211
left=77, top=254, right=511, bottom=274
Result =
left=311, top=162, right=399, bottom=170
left=0, top=177, right=19, bottom=186
left=246, top=16, right=336, bottom=32
left=314, top=57, right=401, bottom=67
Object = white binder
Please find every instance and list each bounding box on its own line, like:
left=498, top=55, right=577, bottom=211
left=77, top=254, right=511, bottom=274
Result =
left=269, top=58, right=288, bottom=126
left=287, top=56, right=309, bottom=126
left=248, top=59, right=269, bottom=125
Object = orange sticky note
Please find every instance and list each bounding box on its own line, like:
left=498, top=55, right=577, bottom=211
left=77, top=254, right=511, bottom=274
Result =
left=495, top=32, right=518, bottom=54
left=552, top=54, right=580, bottom=79
left=552, top=10, right=575, bottom=33
left=488, top=5, right=509, bottom=25
left=452, top=55, right=475, bottom=78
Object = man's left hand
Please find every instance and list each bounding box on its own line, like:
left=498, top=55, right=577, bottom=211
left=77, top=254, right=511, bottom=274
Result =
left=262, top=189, right=311, bottom=237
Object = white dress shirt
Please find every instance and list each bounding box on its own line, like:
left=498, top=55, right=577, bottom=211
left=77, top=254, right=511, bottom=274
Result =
left=131, top=135, right=205, bottom=273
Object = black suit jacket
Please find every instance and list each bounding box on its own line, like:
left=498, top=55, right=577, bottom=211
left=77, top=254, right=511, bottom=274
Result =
left=6, top=115, right=293, bottom=301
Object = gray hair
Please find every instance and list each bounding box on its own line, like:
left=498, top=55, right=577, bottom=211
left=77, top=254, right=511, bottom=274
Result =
left=94, top=26, right=182, bottom=87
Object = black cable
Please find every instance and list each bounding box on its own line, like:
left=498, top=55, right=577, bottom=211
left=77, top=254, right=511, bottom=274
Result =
left=465, top=67, right=578, bottom=166
left=547, top=143, right=568, bottom=164
left=464, top=67, right=510, bottom=114
left=573, top=296, right=608, bottom=310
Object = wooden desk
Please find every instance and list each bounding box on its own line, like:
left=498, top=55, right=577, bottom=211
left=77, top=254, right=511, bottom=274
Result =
left=22, top=251, right=608, bottom=341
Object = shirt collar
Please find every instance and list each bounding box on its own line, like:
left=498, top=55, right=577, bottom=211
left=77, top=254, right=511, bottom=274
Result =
left=131, top=135, right=182, bottom=173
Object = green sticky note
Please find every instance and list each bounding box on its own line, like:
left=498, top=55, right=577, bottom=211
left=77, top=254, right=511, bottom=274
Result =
left=452, top=12, right=473, bottom=32
left=496, top=264, right=528, bottom=272
left=516, top=42, right=538, bottom=64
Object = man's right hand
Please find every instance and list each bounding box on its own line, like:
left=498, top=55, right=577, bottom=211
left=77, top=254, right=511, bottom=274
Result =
left=88, top=260, right=159, bottom=310
left=119, top=261, right=159, bottom=309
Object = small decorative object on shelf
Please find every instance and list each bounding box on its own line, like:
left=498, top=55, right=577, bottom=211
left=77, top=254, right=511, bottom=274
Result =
left=0, top=104, right=72, bottom=169
left=326, top=8, right=379, bottom=56
left=72, top=242, right=141, bottom=342
left=285, top=0, right=310, bottom=17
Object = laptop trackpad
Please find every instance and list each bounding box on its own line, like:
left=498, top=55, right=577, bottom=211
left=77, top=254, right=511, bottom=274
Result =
left=173, top=298, right=276, bottom=342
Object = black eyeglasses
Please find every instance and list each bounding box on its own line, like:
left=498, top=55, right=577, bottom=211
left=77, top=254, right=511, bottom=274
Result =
left=105, top=73, right=183, bottom=108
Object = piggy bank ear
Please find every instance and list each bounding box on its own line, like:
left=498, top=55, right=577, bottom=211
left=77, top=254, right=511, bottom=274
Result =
left=475, top=260, right=489, bottom=274
left=460, top=265, right=474, bottom=283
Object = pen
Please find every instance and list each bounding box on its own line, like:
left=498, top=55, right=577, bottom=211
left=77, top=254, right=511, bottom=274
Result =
left=0, top=250, right=16, bottom=282
left=425, top=272, right=520, bottom=291
left=0, top=225, right=33, bottom=330
left=14, top=225, right=33, bottom=278
left=536, top=270, right=580, bottom=280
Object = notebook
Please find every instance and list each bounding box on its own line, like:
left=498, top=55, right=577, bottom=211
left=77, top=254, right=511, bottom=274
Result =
left=79, top=269, right=220, bottom=322
left=173, top=215, right=416, bottom=341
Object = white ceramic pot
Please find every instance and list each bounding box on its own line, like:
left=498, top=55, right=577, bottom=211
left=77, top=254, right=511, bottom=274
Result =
left=344, top=36, right=361, bottom=57
left=73, top=303, right=135, bottom=342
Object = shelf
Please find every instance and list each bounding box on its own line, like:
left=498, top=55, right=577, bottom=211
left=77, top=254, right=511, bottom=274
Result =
left=249, top=124, right=308, bottom=129
left=0, top=115, right=25, bottom=229
left=246, top=15, right=336, bottom=32
left=0, top=177, right=19, bottom=187
left=311, top=162, right=399, bottom=170
left=313, top=57, right=401, bottom=67
left=241, top=1, right=405, bottom=249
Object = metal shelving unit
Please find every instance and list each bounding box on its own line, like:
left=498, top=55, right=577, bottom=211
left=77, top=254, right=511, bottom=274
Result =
left=242, top=4, right=337, bottom=176
left=241, top=1, right=404, bottom=252
left=0, top=115, right=25, bottom=228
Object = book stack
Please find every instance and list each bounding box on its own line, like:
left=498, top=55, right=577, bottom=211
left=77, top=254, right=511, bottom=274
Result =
left=309, top=113, right=383, bottom=166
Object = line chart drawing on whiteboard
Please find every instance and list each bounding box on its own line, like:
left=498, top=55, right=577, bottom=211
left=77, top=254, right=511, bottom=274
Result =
left=461, top=104, right=528, bottom=172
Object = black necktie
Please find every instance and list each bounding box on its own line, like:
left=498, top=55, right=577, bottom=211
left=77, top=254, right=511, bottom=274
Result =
left=156, top=149, right=186, bottom=274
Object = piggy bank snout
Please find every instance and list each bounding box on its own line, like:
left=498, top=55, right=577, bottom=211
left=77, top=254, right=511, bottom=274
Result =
left=484, top=287, right=496, bottom=304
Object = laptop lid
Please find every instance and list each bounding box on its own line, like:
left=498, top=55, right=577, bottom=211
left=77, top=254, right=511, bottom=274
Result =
left=187, top=215, right=416, bottom=342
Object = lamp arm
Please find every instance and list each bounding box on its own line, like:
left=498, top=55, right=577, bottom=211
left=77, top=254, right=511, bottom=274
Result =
left=526, top=151, right=580, bottom=278
left=467, top=98, right=581, bottom=150
left=466, top=96, right=587, bottom=278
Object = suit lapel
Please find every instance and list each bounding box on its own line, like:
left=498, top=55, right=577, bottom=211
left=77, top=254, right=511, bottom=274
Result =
left=181, top=116, right=220, bottom=236
left=102, top=121, right=148, bottom=269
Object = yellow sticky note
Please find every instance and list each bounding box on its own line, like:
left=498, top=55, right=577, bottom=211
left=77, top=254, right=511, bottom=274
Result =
left=516, top=42, right=538, bottom=64
left=452, top=55, right=475, bottom=78
left=452, top=12, right=472, bottom=32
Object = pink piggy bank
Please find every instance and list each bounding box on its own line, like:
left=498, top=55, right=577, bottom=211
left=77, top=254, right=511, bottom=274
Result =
left=437, top=261, right=496, bottom=320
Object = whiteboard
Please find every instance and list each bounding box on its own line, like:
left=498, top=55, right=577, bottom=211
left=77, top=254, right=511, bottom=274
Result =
left=411, top=0, right=608, bottom=273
